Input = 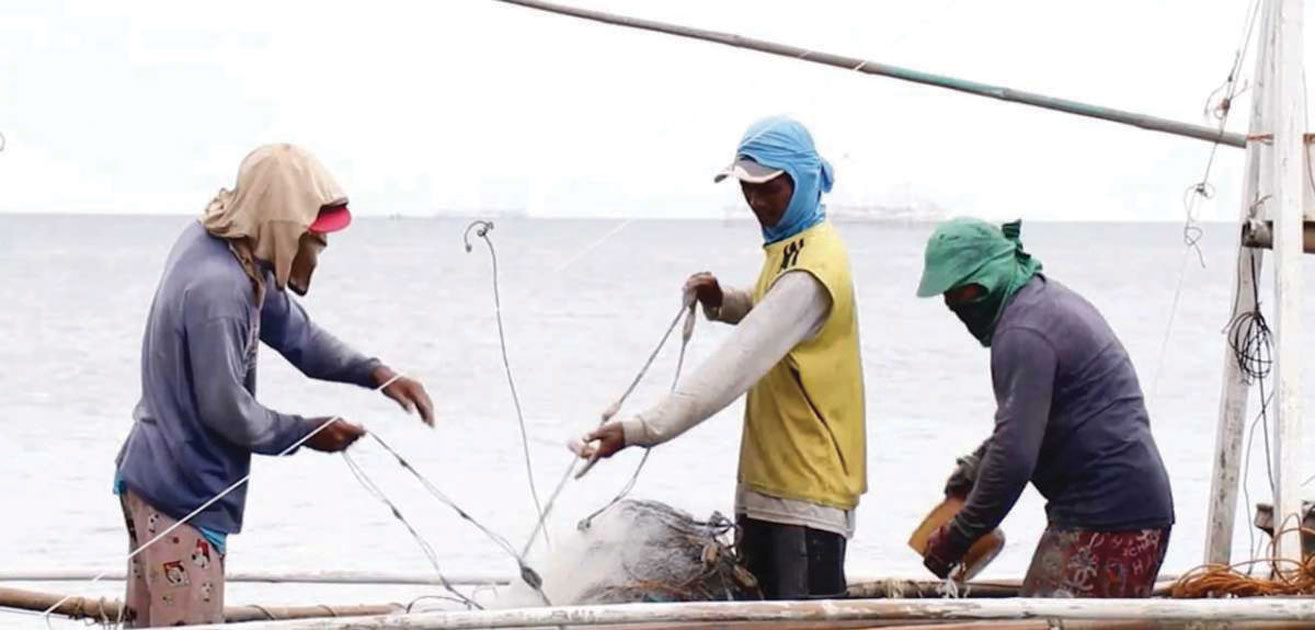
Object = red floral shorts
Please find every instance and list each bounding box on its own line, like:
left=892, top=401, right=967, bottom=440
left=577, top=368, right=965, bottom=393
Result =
left=1021, top=527, right=1170, bottom=598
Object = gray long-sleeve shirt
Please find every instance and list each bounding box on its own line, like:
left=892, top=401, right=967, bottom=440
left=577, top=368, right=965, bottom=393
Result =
left=947, top=276, right=1174, bottom=553
left=114, top=222, right=380, bottom=533
left=619, top=272, right=829, bottom=447
left=618, top=272, right=856, bottom=537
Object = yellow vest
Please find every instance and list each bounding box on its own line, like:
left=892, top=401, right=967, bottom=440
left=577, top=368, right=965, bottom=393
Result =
left=740, top=220, right=867, bottom=510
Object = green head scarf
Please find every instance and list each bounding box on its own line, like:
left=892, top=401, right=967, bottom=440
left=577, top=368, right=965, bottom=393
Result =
left=916, top=218, right=1043, bottom=346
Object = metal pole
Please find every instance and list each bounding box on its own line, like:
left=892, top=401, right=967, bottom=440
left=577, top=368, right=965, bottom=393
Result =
left=492, top=0, right=1247, bottom=149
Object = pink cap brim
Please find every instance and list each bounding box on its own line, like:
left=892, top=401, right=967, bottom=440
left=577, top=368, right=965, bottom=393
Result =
left=309, top=205, right=352, bottom=233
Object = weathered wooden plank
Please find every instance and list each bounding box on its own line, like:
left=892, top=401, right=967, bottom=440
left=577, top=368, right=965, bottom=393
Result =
left=1205, top=0, right=1273, bottom=568
left=1268, top=0, right=1307, bottom=570
left=847, top=580, right=1020, bottom=600
left=224, top=604, right=406, bottom=623
left=179, top=598, right=1315, bottom=630
left=424, top=622, right=1315, bottom=630
left=0, top=586, right=401, bottom=623
left=885, top=622, right=1315, bottom=630
left=0, top=570, right=1013, bottom=593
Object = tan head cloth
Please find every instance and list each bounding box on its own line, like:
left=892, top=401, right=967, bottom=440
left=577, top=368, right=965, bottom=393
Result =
left=201, top=143, right=346, bottom=299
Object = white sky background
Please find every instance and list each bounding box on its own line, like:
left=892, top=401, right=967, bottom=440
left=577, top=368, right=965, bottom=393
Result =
left=0, top=0, right=1298, bottom=220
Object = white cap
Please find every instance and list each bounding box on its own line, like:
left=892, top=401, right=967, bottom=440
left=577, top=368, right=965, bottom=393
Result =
left=714, top=156, right=784, bottom=184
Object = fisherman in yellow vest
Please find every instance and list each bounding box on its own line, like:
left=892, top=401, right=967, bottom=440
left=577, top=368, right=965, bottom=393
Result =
left=574, top=116, right=866, bottom=600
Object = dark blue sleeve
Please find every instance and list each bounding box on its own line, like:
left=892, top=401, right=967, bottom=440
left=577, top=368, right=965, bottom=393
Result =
left=188, top=316, right=312, bottom=455
left=259, top=289, right=381, bottom=388
left=946, top=327, right=1056, bottom=556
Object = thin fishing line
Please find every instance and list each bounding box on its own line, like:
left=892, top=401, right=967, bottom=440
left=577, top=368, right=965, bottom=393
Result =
left=463, top=220, right=549, bottom=551
left=1242, top=391, right=1275, bottom=568
left=365, top=432, right=552, bottom=606
left=341, top=450, right=482, bottom=610
left=1230, top=252, right=1277, bottom=567
left=552, top=218, right=634, bottom=275
left=598, top=299, right=694, bottom=422
left=1149, top=0, right=1261, bottom=413
left=369, top=433, right=524, bottom=562
left=490, top=72, right=822, bottom=573
left=40, top=373, right=407, bottom=623
left=520, top=459, right=579, bottom=560
left=578, top=301, right=697, bottom=529
left=521, top=299, right=693, bottom=555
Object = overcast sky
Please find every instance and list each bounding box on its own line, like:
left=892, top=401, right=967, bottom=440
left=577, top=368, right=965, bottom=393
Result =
left=0, top=0, right=1298, bottom=220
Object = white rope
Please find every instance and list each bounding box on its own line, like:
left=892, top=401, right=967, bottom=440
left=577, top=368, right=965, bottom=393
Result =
left=377, top=372, right=405, bottom=390
left=878, top=577, right=906, bottom=598
left=542, top=111, right=813, bottom=280
left=520, top=298, right=694, bottom=557
left=937, top=574, right=961, bottom=599
left=513, top=116, right=799, bottom=555
left=576, top=299, right=697, bottom=529
left=552, top=219, right=634, bottom=275
left=340, top=447, right=483, bottom=610
left=1148, top=243, right=1196, bottom=412
left=361, top=432, right=552, bottom=607
left=463, top=221, right=550, bottom=552
left=41, top=373, right=408, bottom=624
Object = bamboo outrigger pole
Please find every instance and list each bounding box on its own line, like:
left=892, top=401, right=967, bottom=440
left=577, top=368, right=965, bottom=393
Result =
left=0, top=569, right=509, bottom=587
left=0, top=586, right=401, bottom=624
left=492, top=0, right=1247, bottom=149
left=183, top=598, right=1315, bottom=630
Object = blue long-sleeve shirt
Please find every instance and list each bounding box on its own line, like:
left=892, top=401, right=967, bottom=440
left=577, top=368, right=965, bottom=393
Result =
left=948, top=276, right=1174, bottom=553
left=114, top=222, right=380, bottom=534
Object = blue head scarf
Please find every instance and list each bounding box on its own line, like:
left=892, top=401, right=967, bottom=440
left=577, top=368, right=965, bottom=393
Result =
left=734, top=116, right=835, bottom=244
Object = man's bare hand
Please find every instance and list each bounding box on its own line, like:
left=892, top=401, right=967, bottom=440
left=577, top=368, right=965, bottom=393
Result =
left=373, top=366, right=435, bottom=427
left=304, top=417, right=366, bottom=452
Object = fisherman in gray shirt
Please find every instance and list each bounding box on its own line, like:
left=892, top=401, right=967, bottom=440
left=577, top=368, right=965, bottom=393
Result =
left=916, top=218, right=1173, bottom=598
left=113, top=144, right=434, bottom=627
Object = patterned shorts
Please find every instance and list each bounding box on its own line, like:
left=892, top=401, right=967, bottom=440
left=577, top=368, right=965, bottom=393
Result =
left=120, top=489, right=225, bottom=627
left=1021, top=527, right=1170, bottom=598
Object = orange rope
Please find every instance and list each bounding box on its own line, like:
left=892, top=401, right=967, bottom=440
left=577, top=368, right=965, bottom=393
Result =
left=1171, top=522, right=1315, bottom=597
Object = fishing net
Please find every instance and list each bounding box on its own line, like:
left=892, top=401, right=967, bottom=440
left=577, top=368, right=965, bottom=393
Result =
left=494, top=499, right=761, bottom=607
left=575, top=499, right=761, bottom=603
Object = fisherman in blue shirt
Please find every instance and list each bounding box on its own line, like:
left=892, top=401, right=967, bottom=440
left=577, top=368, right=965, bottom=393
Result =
left=113, top=144, right=434, bottom=627
left=917, top=218, right=1173, bottom=597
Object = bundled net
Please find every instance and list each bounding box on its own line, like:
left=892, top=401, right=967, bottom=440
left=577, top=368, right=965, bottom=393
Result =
left=494, top=499, right=761, bottom=607
left=575, top=500, right=761, bottom=603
